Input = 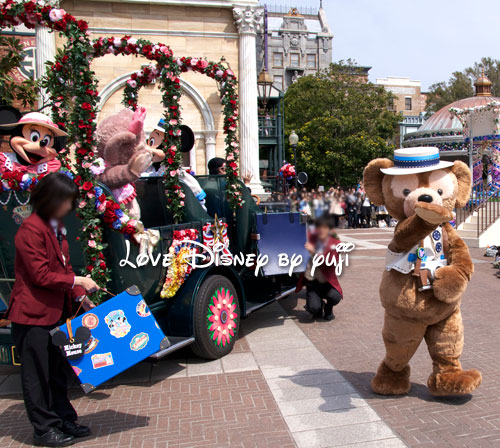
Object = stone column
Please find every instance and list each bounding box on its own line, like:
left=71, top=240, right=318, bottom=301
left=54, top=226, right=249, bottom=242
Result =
left=233, top=6, right=265, bottom=195
left=35, top=24, right=56, bottom=108
left=204, top=131, right=218, bottom=172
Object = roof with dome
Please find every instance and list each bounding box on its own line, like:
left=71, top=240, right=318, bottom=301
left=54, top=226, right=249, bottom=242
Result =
left=404, top=71, right=499, bottom=151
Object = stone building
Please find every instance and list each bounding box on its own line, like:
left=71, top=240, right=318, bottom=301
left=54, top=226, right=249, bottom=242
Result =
left=26, top=0, right=266, bottom=192
left=376, top=76, right=427, bottom=144
left=258, top=4, right=333, bottom=91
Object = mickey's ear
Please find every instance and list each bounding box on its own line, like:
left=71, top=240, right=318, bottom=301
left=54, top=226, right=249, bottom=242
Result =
left=450, top=160, right=472, bottom=209
left=0, top=105, right=22, bottom=135
left=74, top=326, right=91, bottom=343
left=363, top=158, right=393, bottom=206
left=53, top=136, right=68, bottom=152
left=51, top=330, right=69, bottom=346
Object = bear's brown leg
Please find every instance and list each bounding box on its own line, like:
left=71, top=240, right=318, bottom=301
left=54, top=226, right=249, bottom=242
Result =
left=371, top=312, right=427, bottom=395
left=425, top=308, right=481, bottom=396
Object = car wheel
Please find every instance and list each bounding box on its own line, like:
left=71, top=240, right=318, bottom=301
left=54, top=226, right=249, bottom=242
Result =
left=191, top=275, right=240, bottom=360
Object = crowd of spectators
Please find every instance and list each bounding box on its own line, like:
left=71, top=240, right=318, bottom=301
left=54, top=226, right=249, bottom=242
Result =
left=264, top=184, right=396, bottom=229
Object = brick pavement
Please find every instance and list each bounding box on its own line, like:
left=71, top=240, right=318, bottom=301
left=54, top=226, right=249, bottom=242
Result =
left=281, top=227, right=500, bottom=448
left=0, top=346, right=295, bottom=448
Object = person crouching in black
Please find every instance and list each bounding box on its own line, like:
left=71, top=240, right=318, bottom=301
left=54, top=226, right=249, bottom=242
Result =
left=296, top=216, right=344, bottom=320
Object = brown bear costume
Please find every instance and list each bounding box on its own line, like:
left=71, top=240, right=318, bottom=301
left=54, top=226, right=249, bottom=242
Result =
left=363, top=147, right=481, bottom=397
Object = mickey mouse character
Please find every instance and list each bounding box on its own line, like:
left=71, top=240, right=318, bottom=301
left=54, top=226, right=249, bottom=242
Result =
left=0, top=106, right=67, bottom=175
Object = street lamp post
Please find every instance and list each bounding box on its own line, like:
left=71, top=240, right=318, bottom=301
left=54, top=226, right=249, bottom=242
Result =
left=289, top=130, right=299, bottom=188
left=257, top=67, right=274, bottom=111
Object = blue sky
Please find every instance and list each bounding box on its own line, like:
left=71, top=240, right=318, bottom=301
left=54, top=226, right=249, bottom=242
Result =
left=266, top=0, right=499, bottom=90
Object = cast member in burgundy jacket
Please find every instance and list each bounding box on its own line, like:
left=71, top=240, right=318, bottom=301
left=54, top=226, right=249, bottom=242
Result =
left=6, top=172, right=99, bottom=447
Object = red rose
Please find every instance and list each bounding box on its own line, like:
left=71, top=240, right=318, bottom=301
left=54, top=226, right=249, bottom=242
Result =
left=82, top=181, right=93, bottom=191
left=100, top=261, right=106, bottom=269
left=81, top=102, right=92, bottom=110
left=77, top=20, right=88, bottom=31
left=103, top=209, right=116, bottom=223
left=86, top=265, right=93, bottom=272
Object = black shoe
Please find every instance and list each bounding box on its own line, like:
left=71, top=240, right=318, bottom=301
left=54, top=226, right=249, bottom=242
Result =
left=324, top=313, right=335, bottom=321
left=62, top=421, right=91, bottom=438
left=33, top=428, right=74, bottom=447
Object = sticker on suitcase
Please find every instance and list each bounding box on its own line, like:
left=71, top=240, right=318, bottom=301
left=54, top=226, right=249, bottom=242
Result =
left=84, top=337, right=99, bottom=354
left=130, top=332, right=149, bottom=351
left=104, top=310, right=131, bottom=338
left=136, top=300, right=151, bottom=317
left=82, top=313, right=99, bottom=330
left=91, top=352, right=114, bottom=369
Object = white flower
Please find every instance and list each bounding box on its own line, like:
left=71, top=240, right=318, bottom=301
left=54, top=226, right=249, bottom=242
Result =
left=127, top=37, right=137, bottom=45
left=113, top=37, right=122, bottom=47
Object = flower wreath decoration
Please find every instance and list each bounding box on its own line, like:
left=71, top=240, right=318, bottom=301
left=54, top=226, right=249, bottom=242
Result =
left=121, top=55, right=244, bottom=210
left=160, top=229, right=200, bottom=299
left=0, top=0, right=242, bottom=303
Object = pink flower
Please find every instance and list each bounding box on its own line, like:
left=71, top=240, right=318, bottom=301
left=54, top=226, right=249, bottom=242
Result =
left=79, top=201, right=87, bottom=209
left=127, top=79, right=137, bottom=88
left=88, top=240, right=96, bottom=248
left=176, top=58, right=184, bottom=67
left=198, top=60, right=209, bottom=69
left=190, top=58, right=199, bottom=66
left=170, top=170, right=178, bottom=177
left=127, top=37, right=137, bottom=45
left=159, top=45, right=170, bottom=54
left=180, top=201, right=185, bottom=206
left=208, top=288, right=238, bottom=347
left=49, top=8, right=65, bottom=22
left=215, top=70, right=224, bottom=78
left=169, top=119, right=178, bottom=126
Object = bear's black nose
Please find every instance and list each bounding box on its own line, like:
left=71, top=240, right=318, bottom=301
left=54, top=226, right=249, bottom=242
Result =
left=418, top=194, right=433, bottom=203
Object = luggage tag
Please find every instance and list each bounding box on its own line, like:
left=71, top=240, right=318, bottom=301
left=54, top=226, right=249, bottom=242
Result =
left=52, top=318, right=91, bottom=360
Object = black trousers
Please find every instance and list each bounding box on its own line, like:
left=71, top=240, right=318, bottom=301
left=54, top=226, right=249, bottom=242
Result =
left=12, top=323, right=77, bottom=435
left=306, top=280, right=342, bottom=317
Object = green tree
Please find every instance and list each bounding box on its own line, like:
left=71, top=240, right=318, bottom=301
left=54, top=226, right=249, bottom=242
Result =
left=425, top=57, right=500, bottom=114
left=0, top=35, right=40, bottom=108
left=284, top=61, right=400, bottom=187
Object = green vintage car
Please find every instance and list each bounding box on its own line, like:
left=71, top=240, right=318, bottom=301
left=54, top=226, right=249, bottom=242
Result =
left=0, top=174, right=308, bottom=365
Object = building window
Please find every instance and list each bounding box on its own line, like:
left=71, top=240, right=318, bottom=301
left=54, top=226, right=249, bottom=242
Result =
left=306, top=54, right=316, bottom=69
left=273, top=52, right=283, bottom=68
left=273, top=75, right=283, bottom=89
left=290, top=53, right=300, bottom=67
left=405, top=97, right=412, bottom=111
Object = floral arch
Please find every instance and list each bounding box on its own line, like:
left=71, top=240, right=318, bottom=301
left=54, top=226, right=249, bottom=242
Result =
left=0, top=0, right=242, bottom=298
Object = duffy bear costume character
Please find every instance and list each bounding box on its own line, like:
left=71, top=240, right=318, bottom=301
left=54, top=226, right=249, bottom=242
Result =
left=0, top=106, right=66, bottom=175
left=363, top=147, right=481, bottom=397
left=94, top=107, right=164, bottom=220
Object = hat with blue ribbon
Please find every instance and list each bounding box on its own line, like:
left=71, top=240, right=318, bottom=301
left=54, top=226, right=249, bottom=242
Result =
left=381, top=147, right=453, bottom=175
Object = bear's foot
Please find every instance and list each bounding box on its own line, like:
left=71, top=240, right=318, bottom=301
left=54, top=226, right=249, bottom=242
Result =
left=428, top=368, right=482, bottom=396
left=371, top=362, right=411, bottom=395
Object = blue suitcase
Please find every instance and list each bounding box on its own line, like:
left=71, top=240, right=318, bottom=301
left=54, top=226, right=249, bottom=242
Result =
left=52, top=286, right=169, bottom=393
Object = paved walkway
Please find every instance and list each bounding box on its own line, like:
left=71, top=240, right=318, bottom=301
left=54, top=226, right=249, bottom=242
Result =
left=0, top=297, right=404, bottom=447
left=282, top=227, right=500, bottom=448
left=0, top=227, right=497, bottom=447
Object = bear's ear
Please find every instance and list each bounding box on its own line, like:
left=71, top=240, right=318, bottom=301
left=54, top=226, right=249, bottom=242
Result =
left=363, top=158, right=393, bottom=206
left=450, top=160, right=471, bottom=209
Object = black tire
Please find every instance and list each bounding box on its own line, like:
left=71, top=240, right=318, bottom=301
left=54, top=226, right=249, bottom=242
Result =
left=191, top=275, right=240, bottom=360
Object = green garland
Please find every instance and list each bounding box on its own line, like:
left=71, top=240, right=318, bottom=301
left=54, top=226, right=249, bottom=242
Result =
left=0, top=0, right=243, bottom=302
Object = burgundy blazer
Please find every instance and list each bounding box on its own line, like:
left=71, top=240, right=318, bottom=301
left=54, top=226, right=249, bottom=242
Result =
left=296, top=234, right=344, bottom=298
left=6, top=212, right=86, bottom=326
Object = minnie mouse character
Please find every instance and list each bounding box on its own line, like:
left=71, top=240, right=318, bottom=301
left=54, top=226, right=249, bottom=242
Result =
left=0, top=106, right=67, bottom=175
